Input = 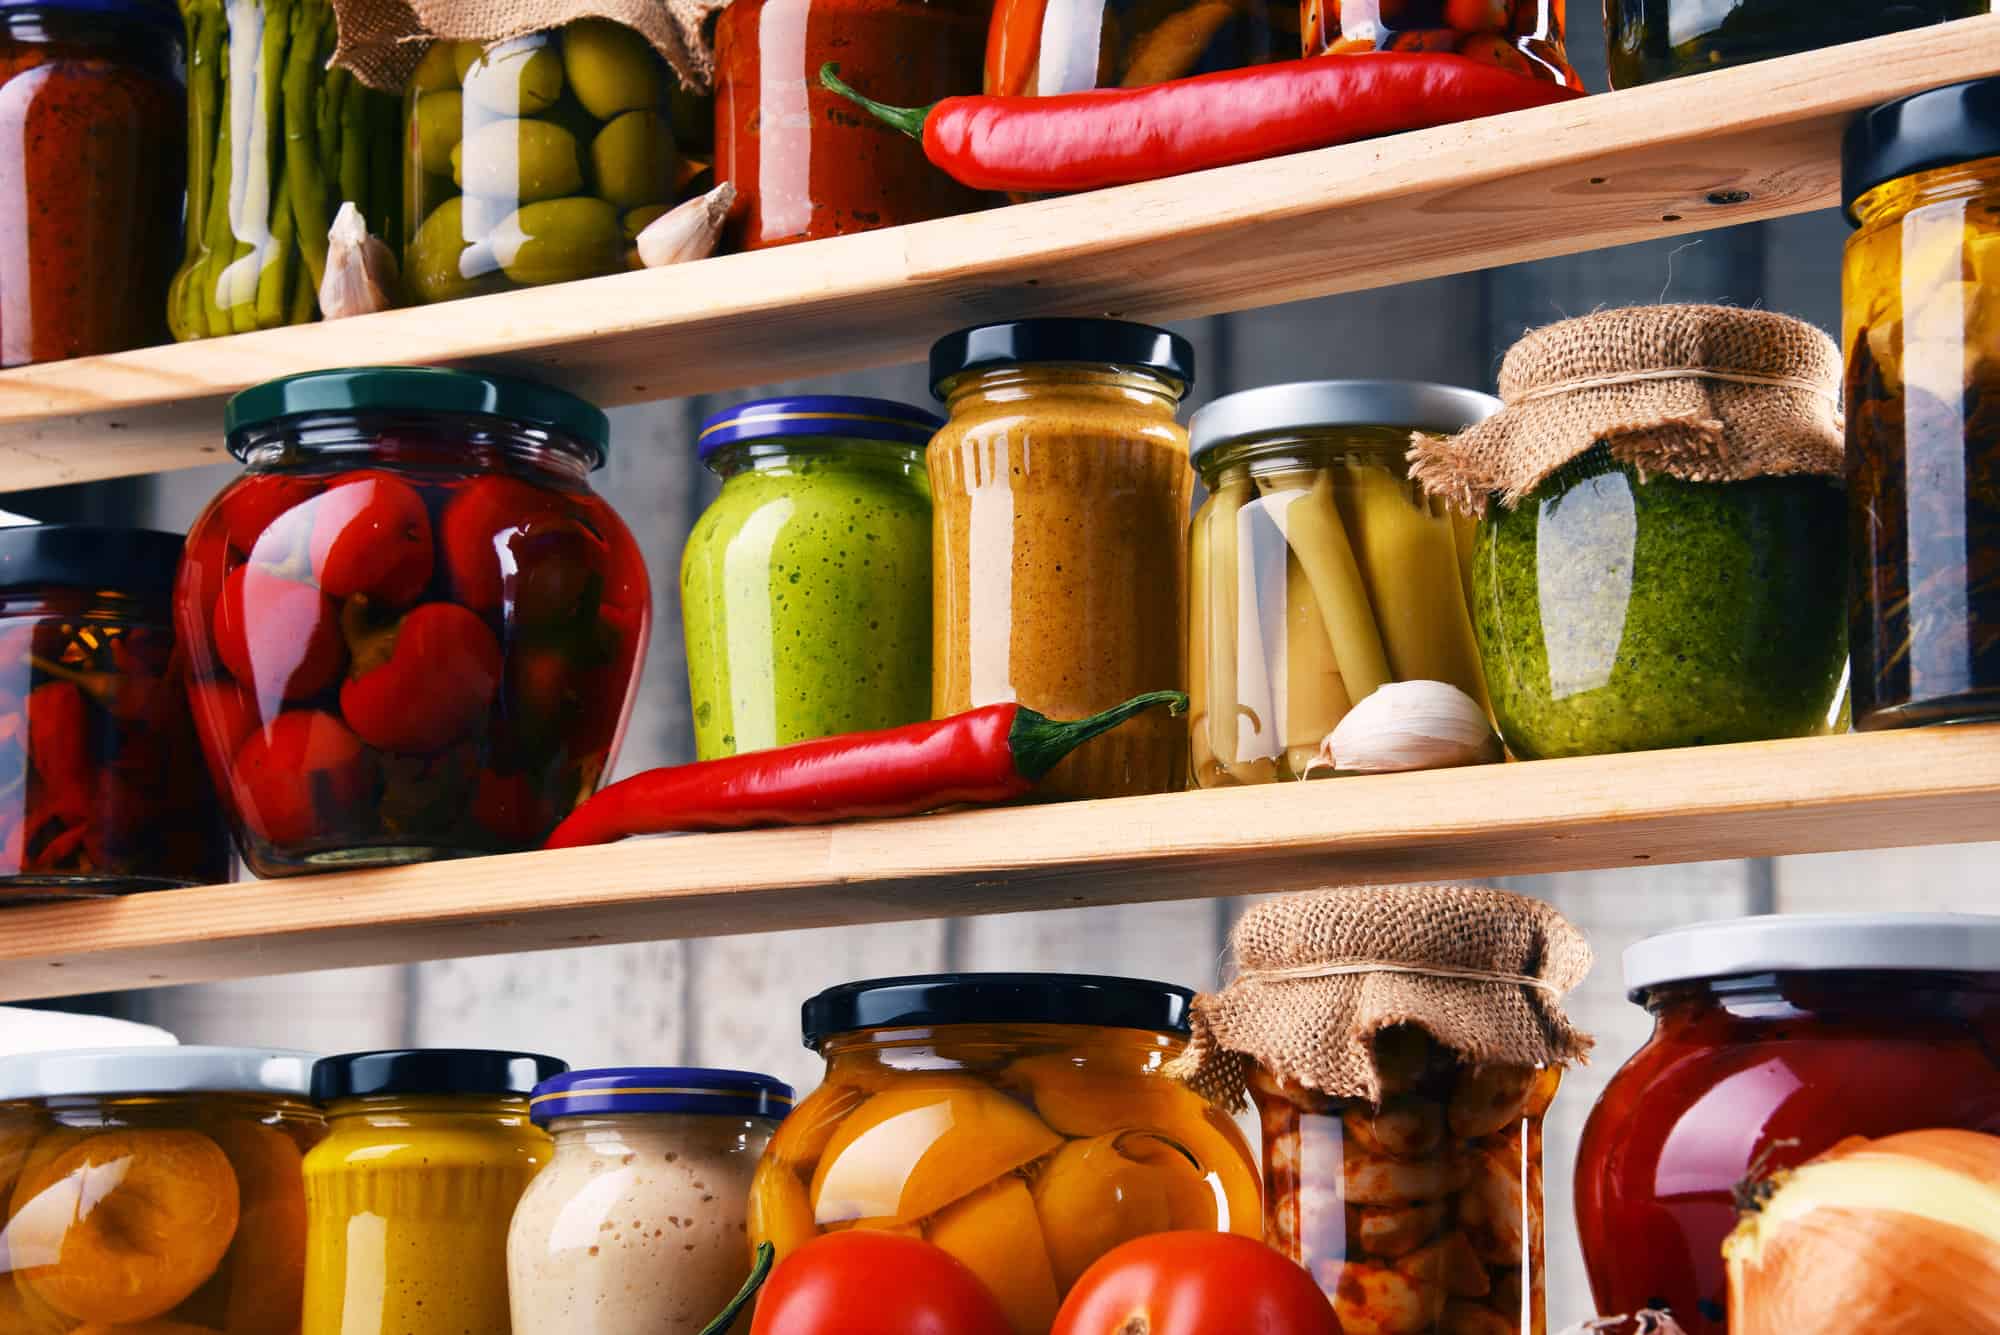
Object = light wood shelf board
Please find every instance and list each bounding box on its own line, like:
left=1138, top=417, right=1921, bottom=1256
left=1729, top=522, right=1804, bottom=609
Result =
left=2, top=725, right=1997, bottom=1001
left=4, top=18, right=1998, bottom=494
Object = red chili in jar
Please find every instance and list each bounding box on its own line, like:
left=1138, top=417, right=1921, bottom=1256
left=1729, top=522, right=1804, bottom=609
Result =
left=1574, top=914, right=2000, bottom=1333
left=0, top=0, right=184, bottom=366
left=177, top=368, right=652, bottom=877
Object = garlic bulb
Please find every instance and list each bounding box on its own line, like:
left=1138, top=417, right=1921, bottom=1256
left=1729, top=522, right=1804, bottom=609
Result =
left=636, top=182, right=736, bottom=268
left=1305, top=681, right=1501, bottom=777
left=318, top=202, right=398, bottom=320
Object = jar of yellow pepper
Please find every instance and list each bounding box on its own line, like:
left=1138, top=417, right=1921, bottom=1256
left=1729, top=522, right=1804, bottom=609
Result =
left=750, top=974, right=1261, bottom=1335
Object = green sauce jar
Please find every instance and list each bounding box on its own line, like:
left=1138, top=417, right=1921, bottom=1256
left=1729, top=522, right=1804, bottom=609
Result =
left=681, top=396, right=937, bottom=760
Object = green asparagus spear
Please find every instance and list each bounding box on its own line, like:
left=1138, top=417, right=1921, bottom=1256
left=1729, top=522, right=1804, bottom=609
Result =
left=289, top=255, right=316, bottom=324
left=283, top=0, right=331, bottom=288
left=338, top=74, right=368, bottom=212
left=198, top=21, right=238, bottom=336
left=181, top=0, right=220, bottom=261
left=256, top=158, right=295, bottom=328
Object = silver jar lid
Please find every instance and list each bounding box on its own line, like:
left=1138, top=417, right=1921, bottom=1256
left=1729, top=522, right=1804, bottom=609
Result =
left=0, top=1046, right=317, bottom=1102
left=1624, top=913, right=2000, bottom=1000
left=1188, top=379, right=1502, bottom=465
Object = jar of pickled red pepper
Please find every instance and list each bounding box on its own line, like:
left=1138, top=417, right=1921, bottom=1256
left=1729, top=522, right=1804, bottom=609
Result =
left=1305, top=0, right=1578, bottom=87
left=0, top=525, right=229, bottom=900
left=0, top=0, right=184, bottom=365
left=750, top=974, right=1262, bottom=1332
left=984, top=0, right=1290, bottom=96
left=176, top=368, right=651, bottom=877
left=1575, top=914, right=2000, bottom=1335
left=1843, top=79, right=2000, bottom=729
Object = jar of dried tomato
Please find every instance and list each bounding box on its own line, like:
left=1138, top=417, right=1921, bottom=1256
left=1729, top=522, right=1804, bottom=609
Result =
left=0, top=0, right=184, bottom=366
left=1304, top=0, right=1577, bottom=87
left=0, top=524, right=229, bottom=900
left=714, top=0, right=993, bottom=249
left=176, top=368, right=651, bottom=877
left=1574, top=914, right=2000, bottom=1335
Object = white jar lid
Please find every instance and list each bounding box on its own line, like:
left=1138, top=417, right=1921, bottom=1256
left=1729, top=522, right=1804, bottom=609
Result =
left=1624, top=913, right=2000, bottom=999
left=0, top=1046, right=317, bottom=1102
left=0, top=1008, right=177, bottom=1057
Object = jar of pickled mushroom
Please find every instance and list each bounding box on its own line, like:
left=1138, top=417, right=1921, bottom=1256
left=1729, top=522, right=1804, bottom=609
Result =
left=1843, top=79, right=2000, bottom=729
left=0, top=1045, right=324, bottom=1334
left=175, top=367, right=650, bottom=877
left=1604, top=0, right=1989, bottom=88
left=404, top=22, right=708, bottom=303
left=929, top=319, right=1192, bottom=800
left=682, top=396, right=937, bottom=760
left=1575, top=914, right=2000, bottom=1335
left=1305, top=0, right=1578, bottom=87
left=0, top=525, right=229, bottom=900
left=1188, top=381, right=1499, bottom=786
left=984, top=0, right=1290, bottom=97
left=1176, top=885, right=1591, bottom=1335
left=750, top=973, right=1262, bottom=1334
left=303, top=1049, right=565, bottom=1335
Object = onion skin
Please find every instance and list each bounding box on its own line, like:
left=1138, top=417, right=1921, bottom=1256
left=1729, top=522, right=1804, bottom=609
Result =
left=1724, top=1129, right=2000, bottom=1335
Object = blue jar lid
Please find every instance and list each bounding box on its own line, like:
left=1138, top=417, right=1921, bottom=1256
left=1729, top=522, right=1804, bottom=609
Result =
left=696, top=395, right=941, bottom=462
left=529, top=1066, right=795, bottom=1124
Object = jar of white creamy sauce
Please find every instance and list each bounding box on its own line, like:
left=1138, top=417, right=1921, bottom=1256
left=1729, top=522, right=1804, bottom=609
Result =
left=508, top=1066, right=794, bottom=1333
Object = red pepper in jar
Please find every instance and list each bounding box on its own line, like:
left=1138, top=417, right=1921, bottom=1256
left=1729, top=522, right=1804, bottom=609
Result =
left=231, top=709, right=375, bottom=846
left=340, top=601, right=504, bottom=753
left=26, top=680, right=89, bottom=814
left=187, top=677, right=261, bottom=767
left=472, top=768, right=553, bottom=843
left=219, top=474, right=322, bottom=557
left=440, top=476, right=569, bottom=614
left=212, top=565, right=347, bottom=702
left=309, top=472, right=437, bottom=606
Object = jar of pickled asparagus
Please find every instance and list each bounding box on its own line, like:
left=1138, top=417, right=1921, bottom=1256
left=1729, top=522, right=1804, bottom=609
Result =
left=1305, top=0, right=1578, bottom=87
left=1187, top=381, right=1498, bottom=787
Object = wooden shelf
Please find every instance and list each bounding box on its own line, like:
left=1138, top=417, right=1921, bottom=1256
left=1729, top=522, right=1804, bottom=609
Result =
left=3, top=725, right=1998, bottom=1001
left=4, top=18, right=1999, bottom=495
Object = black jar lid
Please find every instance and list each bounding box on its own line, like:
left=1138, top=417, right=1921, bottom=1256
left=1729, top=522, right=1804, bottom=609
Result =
left=928, top=319, right=1195, bottom=399
left=0, top=523, right=185, bottom=599
left=801, top=972, right=1194, bottom=1051
left=1842, top=75, right=2000, bottom=222
left=0, top=0, right=183, bottom=34
left=311, top=1049, right=568, bottom=1101
left=225, top=367, right=611, bottom=468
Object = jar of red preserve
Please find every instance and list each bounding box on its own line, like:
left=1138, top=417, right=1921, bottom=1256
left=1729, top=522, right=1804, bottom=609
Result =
left=1574, top=914, right=2000, bottom=1333
left=176, top=368, right=651, bottom=877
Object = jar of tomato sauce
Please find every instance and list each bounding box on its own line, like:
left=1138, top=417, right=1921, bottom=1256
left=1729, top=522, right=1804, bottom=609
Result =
left=175, top=368, right=651, bottom=877
left=1574, top=914, right=2000, bottom=1334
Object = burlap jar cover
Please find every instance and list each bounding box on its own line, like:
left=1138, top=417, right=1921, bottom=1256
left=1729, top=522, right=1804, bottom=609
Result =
left=332, top=0, right=720, bottom=92
left=1406, top=304, right=1844, bottom=518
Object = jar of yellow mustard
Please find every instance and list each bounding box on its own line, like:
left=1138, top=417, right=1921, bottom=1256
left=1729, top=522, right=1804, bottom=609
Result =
left=749, top=974, right=1260, bottom=1334
left=302, top=1049, right=565, bottom=1335
left=928, top=320, right=1194, bottom=801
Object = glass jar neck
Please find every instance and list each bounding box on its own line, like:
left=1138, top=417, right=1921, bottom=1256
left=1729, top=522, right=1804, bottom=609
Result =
left=546, top=1112, right=769, bottom=1150
left=1195, top=426, right=1416, bottom=488
left=1645, top=969, right=2000, bottom=1023
left=0, top=584, right=167, bottom=623
left=940, top=364, right=1186, bottom=417
left=707, top=437, right=926, bottom=481
left=1851, top=155, right=2000, bottom=229
left=818, top=1022, right=1187, bottom=1072
left=236, top=411, right=597, bottom=485
left=325, top=1093, right=534, bottom=1127
left=2, top=8, right=181, bottom=73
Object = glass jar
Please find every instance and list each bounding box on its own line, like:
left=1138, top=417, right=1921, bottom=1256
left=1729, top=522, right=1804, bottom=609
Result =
left=1251, top=1030, right=1559, bottom=1335
left=984, top=0, right=1290, bottom=96
left=509, top=1067, right=794, bottom=1334
left=1575, top=914, right=2000, bottom=1335
left=0, top=0, right=183, bottom=366
left=0, top=525, right=229, bottom=900
left=168, top=0, right=398, bottom=339
left=682, top=396, right=937, bottom=760
left=714, top=0, right=992, bottom=250
left=929, top=320, right=1192, bottom=800
left=0, top=1045, right=324, bottom=1333
left=1472, top=446, right=1846, bottom=758
left=1843, top=81, right=2000, bottom=729
left=1188, top=381, right=1499, bottom=787
left=1305, top=0, right=1578, bottom=87
left=175, top=368, right=650, bottom=877
left=404, top=24, right=708, bottom=304
left=303, top=1049, right=564, bottom=1335
left=1605, top=0, right=1991, bottom=88
left=750, top=974, right=1261, bottom=1332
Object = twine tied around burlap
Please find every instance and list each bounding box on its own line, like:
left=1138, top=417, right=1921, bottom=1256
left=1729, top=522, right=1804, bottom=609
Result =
left=1407, top=304, right=1844, bottom=518
left=1168, top=885, right=1592, bottom=1109
left=332, top=0, right=721, bottom=94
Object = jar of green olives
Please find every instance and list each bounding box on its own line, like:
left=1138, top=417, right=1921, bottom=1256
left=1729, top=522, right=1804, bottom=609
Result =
left=402, top=21, right=702, bottom=303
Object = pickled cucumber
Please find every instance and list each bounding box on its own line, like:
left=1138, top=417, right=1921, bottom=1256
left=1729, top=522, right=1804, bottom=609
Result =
left=412, top=90, right=462, bottom=178
left=489, top=197, right=623, bottom=285
left=590, top=109, right=677, bottom=208
left=561, top=18, right=665, bottom=121
left=410, top=41, right=460, bottom=92
left=452, top=118, right=583, bottom=201
left=462, top=36, right=564, bottom=116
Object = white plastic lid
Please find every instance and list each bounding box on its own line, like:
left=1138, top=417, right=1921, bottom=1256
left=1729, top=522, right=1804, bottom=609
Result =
left=0, top=1046, right=317, bottom=1102
left=0, top=1008, right=177, bottom=1057
left=1624, top=913, right=2000, bottom=999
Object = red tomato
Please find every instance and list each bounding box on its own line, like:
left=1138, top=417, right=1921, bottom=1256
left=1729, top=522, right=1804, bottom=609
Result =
left=1052, top=1233, right=1342, bottom=1335
left=748, top=1232, right=1013, bottom=1335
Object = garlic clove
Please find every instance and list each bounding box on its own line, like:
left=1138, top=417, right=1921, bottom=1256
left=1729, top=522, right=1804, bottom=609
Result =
left=636, top=182, right=737, bottom=268
left=1305, top=680, right=1502, bottom=777
left=319, top=202, right=399, bottom=320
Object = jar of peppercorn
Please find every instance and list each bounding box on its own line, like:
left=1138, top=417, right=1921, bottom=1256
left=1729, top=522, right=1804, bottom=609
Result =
left=176, top=368, right=651, bottom=877
left=0, top=524, right=230, bottom=899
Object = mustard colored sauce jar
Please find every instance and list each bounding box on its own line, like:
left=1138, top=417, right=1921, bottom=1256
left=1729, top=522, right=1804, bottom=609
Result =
left=302, top=1049, right=565, bottom=1335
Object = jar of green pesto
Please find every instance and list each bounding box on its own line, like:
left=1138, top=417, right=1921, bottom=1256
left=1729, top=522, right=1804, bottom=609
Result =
left=1411, top=305, right=1850, bottom=759
left=682, top=396, right=937, bottom=760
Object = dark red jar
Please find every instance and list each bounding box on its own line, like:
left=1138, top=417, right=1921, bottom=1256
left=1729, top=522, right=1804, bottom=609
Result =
left=176, top=368, right=651, bottom=877
left=0, top=524, right=229, bottom=899
left=1574, top=914, right=2000, bottom=1333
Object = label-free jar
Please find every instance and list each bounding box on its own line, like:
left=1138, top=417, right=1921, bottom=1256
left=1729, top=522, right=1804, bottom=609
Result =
left=509, top=1067, right=794, bottom=1334
left=929, top=320, right=1193, bottom=800
left=682, top=396, right=937, bottom=760
left=1605, top=0, right=1989, bottom=88
left=303, top=1048, right=565, bottom=1335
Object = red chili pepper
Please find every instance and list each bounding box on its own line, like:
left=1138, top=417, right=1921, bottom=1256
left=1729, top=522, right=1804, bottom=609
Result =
left=26, top=681, right=90, bottom=812
left=340, top=601, right=504, bottom=753
left=820, top=52, right=1582, bottom=194
left=213, top=565, right=347, bottom=704
left=309, top=471, right=436, bottom=606
left=232, top=709, right=375, bottom=847
left=544, top=690, right=1186, bottom=849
